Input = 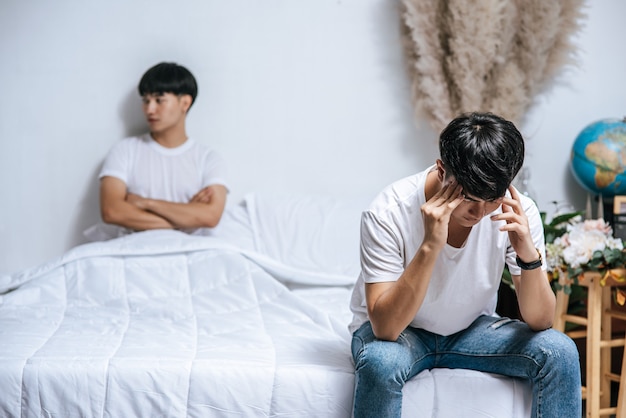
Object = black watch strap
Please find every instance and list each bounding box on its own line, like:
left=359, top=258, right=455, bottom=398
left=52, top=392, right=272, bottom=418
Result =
left=516, top=248, right=543, bottom=270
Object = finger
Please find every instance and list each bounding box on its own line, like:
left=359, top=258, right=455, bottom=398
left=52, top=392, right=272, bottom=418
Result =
left=504, top=186, right=524, bottom=212
left=438, top=186, right=464, bottom=214
left=427, top=191, right=462, bottom=216
left=435, top=181, right=462, bottom=202
left=501, top=200, right=522, bottom=218
left=191, top=187, right=213, bottom=203
left=492, top=200, right=524, bottom=226
left=449, top=185, right=464, bottom=206
left=493, top=207, right=529, bottom=235
left=200, top=188, right=213, bottom=201
left=191, top=194, right=209, bottom=203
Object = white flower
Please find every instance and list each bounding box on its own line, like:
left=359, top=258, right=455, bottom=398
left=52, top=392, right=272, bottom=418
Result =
left=547, top=219, right=623, bottom=270
left=546, top=242, right=565, bottom=272
left=562, top=228, right=607, bottom=267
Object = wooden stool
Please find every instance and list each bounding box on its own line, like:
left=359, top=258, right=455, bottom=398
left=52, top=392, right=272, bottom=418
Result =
left=553, top=270, right=626, bottom=417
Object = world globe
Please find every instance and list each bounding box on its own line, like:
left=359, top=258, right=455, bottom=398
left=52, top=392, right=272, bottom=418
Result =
left=570, top=117, right=626, bottom=197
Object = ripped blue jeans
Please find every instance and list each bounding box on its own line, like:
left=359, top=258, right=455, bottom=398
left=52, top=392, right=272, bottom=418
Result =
left=351, top=316, right=581, bottom=418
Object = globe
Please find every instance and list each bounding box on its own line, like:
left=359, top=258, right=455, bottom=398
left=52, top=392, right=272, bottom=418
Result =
left=570, top=117, right=626, bottom=197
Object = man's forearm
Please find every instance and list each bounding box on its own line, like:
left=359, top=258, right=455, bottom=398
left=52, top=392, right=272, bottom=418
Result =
left=367, top=244, right=439, bottom=341
left=139, top=198, right=223, bottom=229
left=514, top=270, right=556, bottom=331
left=102, top=200, right=174, bottom=231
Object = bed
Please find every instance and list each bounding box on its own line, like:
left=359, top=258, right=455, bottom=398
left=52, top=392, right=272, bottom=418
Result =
left=0, top=193, right=532, bottom=417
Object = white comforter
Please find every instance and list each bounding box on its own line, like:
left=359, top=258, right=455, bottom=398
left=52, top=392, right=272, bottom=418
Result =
left=0, top=230, right=355, bottom=417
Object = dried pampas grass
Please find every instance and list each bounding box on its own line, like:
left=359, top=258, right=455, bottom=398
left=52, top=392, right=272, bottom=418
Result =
left=401, top=0, right=586, bottom=132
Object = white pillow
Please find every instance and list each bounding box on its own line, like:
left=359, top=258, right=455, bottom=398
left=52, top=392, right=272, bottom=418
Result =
left=244, top=192, right=371, bottom=285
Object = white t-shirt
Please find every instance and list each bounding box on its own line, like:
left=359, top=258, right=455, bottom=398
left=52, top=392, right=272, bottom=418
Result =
left=348, top=166, right=546, bottom=336
left=99, top=134, right=228, bottom=202
left=84, top=134, right=228, bottom=241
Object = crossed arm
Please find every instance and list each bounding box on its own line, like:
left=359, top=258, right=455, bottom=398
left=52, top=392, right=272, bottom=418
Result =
left=99, top=176, right=227, bottom=231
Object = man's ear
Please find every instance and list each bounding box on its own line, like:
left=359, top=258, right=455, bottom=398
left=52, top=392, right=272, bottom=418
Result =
left=436, top=159, right=445, bottom=182
left=179, top=95, right=192, bottom=113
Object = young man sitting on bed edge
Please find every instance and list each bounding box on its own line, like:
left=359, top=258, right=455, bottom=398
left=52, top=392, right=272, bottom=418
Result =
left=349, top=112, right=581, bottom=417
left=85, top=62, right=228, bottom=240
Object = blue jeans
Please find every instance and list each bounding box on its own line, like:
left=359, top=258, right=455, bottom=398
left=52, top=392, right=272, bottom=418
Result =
left=351, top=316, right=581, bottom=417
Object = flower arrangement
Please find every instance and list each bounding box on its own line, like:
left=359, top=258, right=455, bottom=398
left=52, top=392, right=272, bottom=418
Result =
left=545, top=213, right=626, bottom=302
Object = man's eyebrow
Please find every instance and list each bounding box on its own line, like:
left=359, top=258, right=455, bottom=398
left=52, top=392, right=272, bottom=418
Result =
left=462, top=192, right=503, bottom=203
left=461, top=192, right=481, bottom=202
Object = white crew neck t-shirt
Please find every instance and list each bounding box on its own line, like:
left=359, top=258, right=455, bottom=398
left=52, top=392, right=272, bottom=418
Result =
left=348, top=166, right=545, bottom=336
left=84, top=134, right=228, bottom=241
left=99, top=134, right=228, bottom=202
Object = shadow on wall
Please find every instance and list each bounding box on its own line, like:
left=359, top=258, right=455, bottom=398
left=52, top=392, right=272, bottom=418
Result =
left=564, top=163, right=589, bottom=215
left=67, top=163, right=102, bottom=248
left=67, top=88, right=146, bottom=249
left=119, top=87, right=147, bottom=138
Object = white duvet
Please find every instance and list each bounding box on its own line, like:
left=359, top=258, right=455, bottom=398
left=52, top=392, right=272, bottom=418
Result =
left=0, top=230, right=354, bottom=417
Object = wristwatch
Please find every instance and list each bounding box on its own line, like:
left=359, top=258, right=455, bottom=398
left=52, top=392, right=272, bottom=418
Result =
left=516, top=248, right=543, bottom=270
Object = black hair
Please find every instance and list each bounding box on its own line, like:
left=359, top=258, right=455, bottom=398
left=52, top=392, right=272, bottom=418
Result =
left=439, top=112, right=525, bottom=201
left=138, top=62, right=198, bottom=108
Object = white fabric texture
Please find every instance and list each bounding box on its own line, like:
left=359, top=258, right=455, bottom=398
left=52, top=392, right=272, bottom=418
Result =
left=0, top=231, right=354, bottom=417
left=244, top=192, right=369, bottom=285
left=0, top=195, right=533, bottom=417
left=349, top=167, right=546, bottom=336
left=291, top=286, right=532, bottom=417
left=84, top=134, right=228, bottom=241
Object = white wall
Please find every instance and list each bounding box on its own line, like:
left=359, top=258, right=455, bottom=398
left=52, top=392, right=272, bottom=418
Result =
left=1, top=0, right=624, bottom=274
left=523, top=0, right=626, bottom=216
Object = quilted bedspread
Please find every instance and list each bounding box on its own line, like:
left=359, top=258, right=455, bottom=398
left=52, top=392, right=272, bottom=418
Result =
left=0, top=230, right=355, bottom=417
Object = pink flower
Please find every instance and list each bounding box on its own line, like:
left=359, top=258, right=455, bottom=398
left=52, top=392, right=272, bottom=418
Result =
left=582, top=219, right=612, bottom=234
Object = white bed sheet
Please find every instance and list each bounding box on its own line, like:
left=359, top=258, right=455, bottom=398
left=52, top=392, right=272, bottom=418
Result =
left=238, top=192, right=534, bottom=417
left=213, top=194, right=534, bottom=417
left=291, top=286, right=533, bottom=418
left=0, top=231, right=354, bottom=417
left=2, top=194, right=534, bottom=417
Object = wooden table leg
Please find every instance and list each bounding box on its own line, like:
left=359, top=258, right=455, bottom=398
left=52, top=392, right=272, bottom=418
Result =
left=601, top=285, right=613, bottom=410
left=587, top=275, right=602, bottom=417
left=553, top=274, right=570, bottom=333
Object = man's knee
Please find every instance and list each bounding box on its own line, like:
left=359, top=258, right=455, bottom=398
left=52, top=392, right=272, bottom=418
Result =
left=354, top=339, right=415, bottom=386
left=534, top=329, right=580, bottom=369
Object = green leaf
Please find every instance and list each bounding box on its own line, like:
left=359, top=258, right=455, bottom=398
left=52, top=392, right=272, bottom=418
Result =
left=604, top=248, right=620, bottom=264
left=548, top=211, right=584, bottom=227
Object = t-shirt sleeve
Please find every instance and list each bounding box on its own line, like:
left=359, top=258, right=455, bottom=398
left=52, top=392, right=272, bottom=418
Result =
left=506, top=195, right=547, bottom=276
left=360, top=210, right=405, bottom=283
left=201, top=150, right=229, bottom=191
left=99, top=140, right=130, bottom=184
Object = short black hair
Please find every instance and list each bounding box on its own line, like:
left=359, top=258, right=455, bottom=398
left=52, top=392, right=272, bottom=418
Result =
left=138, top=62, right=198, bottom=108
left=439, top=112, right=525, bottom=201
